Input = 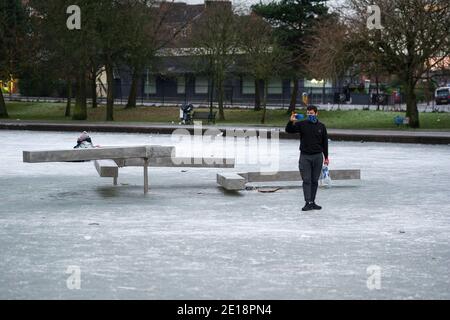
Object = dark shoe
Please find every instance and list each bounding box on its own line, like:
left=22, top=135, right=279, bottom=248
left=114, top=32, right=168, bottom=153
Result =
left=311, top=202, right=322, bottom=210
left=302, top=202, right=314, bottom=211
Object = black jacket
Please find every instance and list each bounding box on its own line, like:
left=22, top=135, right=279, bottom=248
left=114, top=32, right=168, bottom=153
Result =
left=285, top=120, right=329, bottom=159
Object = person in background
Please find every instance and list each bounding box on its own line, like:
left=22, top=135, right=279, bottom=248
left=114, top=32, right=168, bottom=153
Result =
left=74, top=131, right=94, bottom=149
left=285, top=105, right=329, bottom=212
left=302, top=92, right=309, bottom=106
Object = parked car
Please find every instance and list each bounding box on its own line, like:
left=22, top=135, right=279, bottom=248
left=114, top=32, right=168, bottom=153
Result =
left=435, top=87, right=450, bottom=105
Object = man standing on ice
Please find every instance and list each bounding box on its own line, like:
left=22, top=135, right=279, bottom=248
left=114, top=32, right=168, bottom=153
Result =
left=285, top=105, right=329, bottom=211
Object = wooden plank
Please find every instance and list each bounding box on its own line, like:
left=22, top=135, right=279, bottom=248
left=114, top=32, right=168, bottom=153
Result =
left=241, top=170, right=360, bottom=182
left=169, top=157, right=235, bottom=168
left=23, top=145, right=175, bottom=163
left=23, top=146, right=148, bottom=163
left=145, top=145, right=175, bottom=158
left=330, top=169, right=360, bottom=180
left=218, top=170, right=361, bottom=190
left=243, top=171, right=300, bottom=182
left=117, top=157, right=235, bottom=168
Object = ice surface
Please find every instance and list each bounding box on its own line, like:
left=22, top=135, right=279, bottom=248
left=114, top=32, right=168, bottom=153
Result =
left=0, top=130, right=449, bottom=299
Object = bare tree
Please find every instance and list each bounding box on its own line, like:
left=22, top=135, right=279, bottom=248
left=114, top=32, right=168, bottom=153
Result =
left=123, top=0, right=165, bottom=109
left=252, top=0, right=330, bottom=113
left=191, top=1, right=240, bottom=121
left=306, top=13, right=388, bottom=110
left=305, top=15, right=356, bottom=85
left=122, top=0, right=195, bottom=109
left=343, top=0, right=450, bottom=127
left=239, top=14, right=288, bottom=123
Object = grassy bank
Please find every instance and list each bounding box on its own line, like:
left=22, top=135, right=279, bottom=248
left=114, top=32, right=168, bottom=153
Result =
left=3, top=101, right=450, bottom=130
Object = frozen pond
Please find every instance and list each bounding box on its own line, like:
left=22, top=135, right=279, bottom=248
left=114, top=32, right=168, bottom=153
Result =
left=0, top=130, right=449, bottom=299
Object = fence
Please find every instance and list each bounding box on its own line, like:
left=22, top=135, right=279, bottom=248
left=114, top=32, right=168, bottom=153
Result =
left=107, top=81, right=447, bottom=111
left=4, top=80, right=450, bottom=112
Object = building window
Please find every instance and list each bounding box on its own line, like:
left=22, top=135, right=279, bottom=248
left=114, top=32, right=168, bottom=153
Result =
left=195, top=76, right=208, bottom=94
left=268, top=78, right=282, bottom=94
left=242, top=77, right=255, bottom=94
left=304, top=78, right=332, bottom=88
left=177, top=76, right=186, bottom=94
left=144, top=75, right=156, bottom=95
left=304, top=78, right=332, bottom=94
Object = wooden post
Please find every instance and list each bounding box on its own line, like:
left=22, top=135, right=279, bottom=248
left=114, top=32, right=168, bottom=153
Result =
left=143, top=158, right=149, bottom=194
left=113, top=176, right=118, bottom=186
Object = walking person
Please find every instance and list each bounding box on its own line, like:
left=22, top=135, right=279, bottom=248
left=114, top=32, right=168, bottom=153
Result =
left=286, top=105, right=329, bottom=211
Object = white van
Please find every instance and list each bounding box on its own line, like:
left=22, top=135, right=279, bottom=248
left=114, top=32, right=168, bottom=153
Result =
left=435, top=87, right=450, bottom=105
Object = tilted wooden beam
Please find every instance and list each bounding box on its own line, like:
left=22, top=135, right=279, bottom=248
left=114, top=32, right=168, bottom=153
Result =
left=23, top=145, right=174, bottom=163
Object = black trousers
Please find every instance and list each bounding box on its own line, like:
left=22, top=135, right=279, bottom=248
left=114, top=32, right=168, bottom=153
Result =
left=299, top=153, right=323, bottom=203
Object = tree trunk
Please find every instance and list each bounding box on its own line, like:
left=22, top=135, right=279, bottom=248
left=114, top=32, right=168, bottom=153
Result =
left=288, top=77, right=299, bottom=113
left=254, top=79, right=261, bottom=111
left=105, top=60, right=114, bottom=121
left=72, top=69, right=87, bottom=120
left=91, top=67, right=98, bottom=109
left=65, top=79, right=72, bottom=117
left=0, top=89, right=8, bottom=118
left=126, top=69, right=140, bottom=108
left=209, top=76, right=214, bottom=120
left=424, top=71, right=431, bottom=107
left=217, top=78, right=225, bottom=121
left=405, top=81, right=419, bottom=128
left=375, top=75, right=380, bottom=111
left=261, top=79, right=268, bottom=124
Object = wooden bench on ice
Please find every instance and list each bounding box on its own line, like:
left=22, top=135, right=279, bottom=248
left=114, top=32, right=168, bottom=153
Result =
left=23, top=145, right=234, bottom=194
left=217, top=170, right=361, bottom=191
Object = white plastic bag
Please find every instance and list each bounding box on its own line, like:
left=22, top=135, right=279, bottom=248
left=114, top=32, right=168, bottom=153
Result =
left=320, top=165, right=332, bottom=188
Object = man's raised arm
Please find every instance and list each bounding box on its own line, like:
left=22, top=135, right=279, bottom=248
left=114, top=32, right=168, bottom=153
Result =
left=285, top=114, right=301, bottom=134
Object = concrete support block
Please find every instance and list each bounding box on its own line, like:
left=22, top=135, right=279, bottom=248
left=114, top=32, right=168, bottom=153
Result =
left=94, top=159, right=119, bottom=178
left=216, top=173, right=246, bottom=191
